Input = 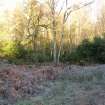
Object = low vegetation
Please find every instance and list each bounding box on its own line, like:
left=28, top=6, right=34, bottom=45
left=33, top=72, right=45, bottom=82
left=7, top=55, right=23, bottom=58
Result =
left=0, top=64, right=105, bottom=105
left=0, top=36, right=105, bottom=65
left=65, top=36, right=105, bottom=64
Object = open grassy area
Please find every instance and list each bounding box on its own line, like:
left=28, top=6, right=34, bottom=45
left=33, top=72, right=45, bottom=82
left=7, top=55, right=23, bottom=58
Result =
left=0, top=64, right=105, bottom=105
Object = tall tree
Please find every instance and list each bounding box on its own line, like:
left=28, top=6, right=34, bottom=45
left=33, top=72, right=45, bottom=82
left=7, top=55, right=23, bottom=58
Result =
left=24, top=0, right=48, bottom=50
left=47, top=0, right=58, bottom=63
left=57, top=0, right=94, bottom=63
left=11, top=6, right=25, bottom=42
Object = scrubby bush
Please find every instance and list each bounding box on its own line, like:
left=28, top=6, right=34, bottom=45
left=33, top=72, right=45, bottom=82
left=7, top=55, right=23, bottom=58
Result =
left=0, top=40, right=52, bottom=64
left=1, top=36, right=105, bottom=64
left=26, top=50, right=52, bottom=63
left=66, top=37, right=105, bottom=64
left=2, top=41, right=27, bottom=59
left=92, top=37, right=105, bottom=63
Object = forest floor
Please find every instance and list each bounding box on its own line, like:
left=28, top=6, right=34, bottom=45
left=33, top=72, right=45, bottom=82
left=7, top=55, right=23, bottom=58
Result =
left=0, top=61, right=105, bottom=105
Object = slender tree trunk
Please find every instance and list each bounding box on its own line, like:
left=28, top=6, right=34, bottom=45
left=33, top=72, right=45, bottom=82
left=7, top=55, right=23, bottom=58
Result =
left=51, top=0, right=57, bottom=64
left=52, top=19, right=57, bottom=64
left=57, top=24, right=64, bottom=64
left=32, top=35, right=36, bottom=51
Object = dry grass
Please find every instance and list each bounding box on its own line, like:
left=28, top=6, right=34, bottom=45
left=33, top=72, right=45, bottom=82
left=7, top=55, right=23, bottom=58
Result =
left=0, top=64, right=105, bottom=105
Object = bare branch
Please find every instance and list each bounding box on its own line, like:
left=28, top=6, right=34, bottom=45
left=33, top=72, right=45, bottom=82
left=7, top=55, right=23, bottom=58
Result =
left=63, top=0, right=95, bottom=23
left=58, top=1, right=65, bottom=16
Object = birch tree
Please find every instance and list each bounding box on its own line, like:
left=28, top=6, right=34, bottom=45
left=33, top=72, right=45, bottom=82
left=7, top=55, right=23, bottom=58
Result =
left=46, top=0, right=57, bottom=63
left=57, top=0, right=94, bottom=63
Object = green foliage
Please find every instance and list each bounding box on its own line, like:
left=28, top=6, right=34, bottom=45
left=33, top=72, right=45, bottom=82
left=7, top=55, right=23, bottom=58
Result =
left=2, top=41, right=27, bottom=59
left=1, top=36, right=105, bottom=64
left=66, top=37, right=105, bottom=64
left=26, top=50, right=52, bottom=63
left=92, top=37, right=105, bottom=62
left=0, top=41, right=52, bottom=64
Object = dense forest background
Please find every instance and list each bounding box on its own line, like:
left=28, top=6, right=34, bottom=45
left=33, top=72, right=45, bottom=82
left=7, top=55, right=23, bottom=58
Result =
left=0, top=0, right=105, bottom=64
